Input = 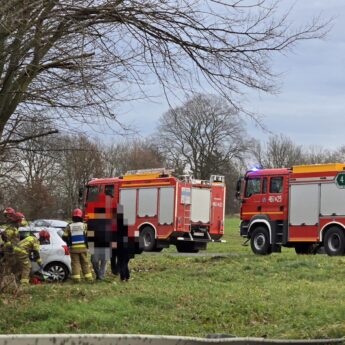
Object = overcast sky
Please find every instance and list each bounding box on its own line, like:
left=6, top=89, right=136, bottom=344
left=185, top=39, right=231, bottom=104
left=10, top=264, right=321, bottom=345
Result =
left=109, top=1, right=345, bottom=150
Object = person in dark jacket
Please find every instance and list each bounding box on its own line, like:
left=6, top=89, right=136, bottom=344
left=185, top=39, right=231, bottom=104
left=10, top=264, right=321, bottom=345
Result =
left=111, top=205, right=134, bottom=281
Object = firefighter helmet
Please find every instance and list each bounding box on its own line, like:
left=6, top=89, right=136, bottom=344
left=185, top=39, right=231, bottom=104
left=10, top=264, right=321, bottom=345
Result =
left=3, top=207, right=15, bottom=217
left=72, top=208, right=83, bottom=218
left=3, top=207, right=16, bottom=222
left=14, top=212, right=25, bottom=223
left=38, top=229, right=50, bottom=241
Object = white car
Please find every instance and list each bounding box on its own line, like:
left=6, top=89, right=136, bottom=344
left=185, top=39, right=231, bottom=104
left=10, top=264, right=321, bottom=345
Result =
left=28, top=219, right=68, bottom=237
left=19, top=228, right=72, bottom=281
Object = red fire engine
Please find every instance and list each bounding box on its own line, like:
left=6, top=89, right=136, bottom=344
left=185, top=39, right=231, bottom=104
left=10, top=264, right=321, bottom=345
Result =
left=84, top=169, right=225, bottom=253
left=237, top=163, right=345, bottom=256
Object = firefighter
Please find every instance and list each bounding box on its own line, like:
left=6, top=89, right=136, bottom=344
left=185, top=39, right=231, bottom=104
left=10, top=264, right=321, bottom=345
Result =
left=12, top=229, right=49, bottom=285
left=3, top=207, right=15, bottom=223
left=1, top=208, right=20, bottom=274
left=15, top=212, right=28, bottom=227
left=63, top=208, right=93, bottom=282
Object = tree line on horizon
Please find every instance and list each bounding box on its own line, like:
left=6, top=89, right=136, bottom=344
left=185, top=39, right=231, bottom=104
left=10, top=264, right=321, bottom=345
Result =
left=0, top=1, right=331, bottom=218
left=1, top=94, right=344, bottom=219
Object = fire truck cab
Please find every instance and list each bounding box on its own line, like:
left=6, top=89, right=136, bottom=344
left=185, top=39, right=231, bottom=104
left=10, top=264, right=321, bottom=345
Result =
left=238, top=163, right=345, bottom=256
left=84, top=169, right=226, bottom=253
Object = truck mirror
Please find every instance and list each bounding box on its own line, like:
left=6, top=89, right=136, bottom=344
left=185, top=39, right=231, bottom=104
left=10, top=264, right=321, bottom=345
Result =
left=78, top=187, right=84, bottom=201
left=235, top=179, right=242, bottom=199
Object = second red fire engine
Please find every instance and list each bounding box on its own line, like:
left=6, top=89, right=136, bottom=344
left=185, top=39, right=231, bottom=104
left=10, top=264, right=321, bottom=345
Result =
left=238, top=163, right=345, bottom=256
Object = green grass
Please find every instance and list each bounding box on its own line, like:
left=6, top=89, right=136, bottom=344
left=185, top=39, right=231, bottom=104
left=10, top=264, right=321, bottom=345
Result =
left=1, top=217, right=345, bottom=339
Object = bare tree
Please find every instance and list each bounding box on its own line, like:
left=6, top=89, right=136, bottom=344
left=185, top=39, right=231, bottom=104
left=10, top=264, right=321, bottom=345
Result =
left=15, top=123, right=61, bottom=185
left=251, top=134, right=304, bottom=168
left=6, top=125, right=62, bottom=219
left=0, top=0, right=328, bottom=146
left=303, top=146, right=337, bottom=164
left=0, top=149, right=19, bottom=211
left=103, top=139, right=165, bottom=177
left=325, top=146, right=345, bottom=164
left=157, top=94, right=250, bottom=179
left=58, top=134, right=105, bottom=215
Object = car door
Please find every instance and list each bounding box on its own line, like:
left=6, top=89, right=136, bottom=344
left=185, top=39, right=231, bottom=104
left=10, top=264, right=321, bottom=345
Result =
left=30, top=232, right=52, bottom=272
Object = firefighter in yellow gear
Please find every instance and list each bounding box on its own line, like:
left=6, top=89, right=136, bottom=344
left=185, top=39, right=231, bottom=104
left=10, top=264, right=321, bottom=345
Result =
left=63, top=208, right=93, bottom=282
left=13, top=230, right=49, bottom=285
left=15, top=212, right=28, bottom=227
left=1, top=208, right=20, bottom=274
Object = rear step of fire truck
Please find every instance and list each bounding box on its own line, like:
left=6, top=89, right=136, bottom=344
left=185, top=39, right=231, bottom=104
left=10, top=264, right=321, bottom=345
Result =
left=176, top=231, right=226, bottom=243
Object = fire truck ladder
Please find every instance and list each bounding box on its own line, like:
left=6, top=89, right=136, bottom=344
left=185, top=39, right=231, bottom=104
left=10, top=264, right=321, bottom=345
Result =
left=275, top=221, right=284, bottom=244
left=184, top=204, right=191, bottom=231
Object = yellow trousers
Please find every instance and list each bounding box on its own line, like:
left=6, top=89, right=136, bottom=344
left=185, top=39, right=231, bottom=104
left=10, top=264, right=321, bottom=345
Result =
left=13, top=253, right=31, bottom=285
left=71, top=252, right=93, bottom=281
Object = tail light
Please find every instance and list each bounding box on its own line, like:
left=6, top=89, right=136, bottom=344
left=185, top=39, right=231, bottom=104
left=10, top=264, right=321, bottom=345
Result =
left=62, top=245, right=70, bottom=255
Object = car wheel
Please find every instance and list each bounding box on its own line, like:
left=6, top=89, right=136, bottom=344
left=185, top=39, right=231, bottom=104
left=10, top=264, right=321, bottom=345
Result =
left=324, top=227, right=345, bottom=256
left=250, top=227, right=272, bottom=255
left=44, top=262, right=69, bottom=282
left=140, top=227, right=156, bottom=251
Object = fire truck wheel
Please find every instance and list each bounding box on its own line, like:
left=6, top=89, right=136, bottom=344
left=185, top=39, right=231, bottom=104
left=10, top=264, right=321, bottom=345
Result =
left=176, top=243, right=199, bottom=253
left=324, top=227, right=345, bottom=256
left=250, top=227, right=272, bottom=255
left=140, top=226, right=156, bottom=252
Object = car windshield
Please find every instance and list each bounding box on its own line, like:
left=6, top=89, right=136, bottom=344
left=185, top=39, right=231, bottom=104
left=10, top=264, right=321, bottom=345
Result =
left=32, top=219, right=67, bottom=229
left=32, top=220, right=49, bottom=227
left=50, top=220, right=68, bottom=228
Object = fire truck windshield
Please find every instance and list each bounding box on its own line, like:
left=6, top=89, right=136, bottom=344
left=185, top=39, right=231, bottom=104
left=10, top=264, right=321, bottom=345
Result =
left=87, top=185, right=100, bottom=202
left=245, top=178, right=261, bottom=197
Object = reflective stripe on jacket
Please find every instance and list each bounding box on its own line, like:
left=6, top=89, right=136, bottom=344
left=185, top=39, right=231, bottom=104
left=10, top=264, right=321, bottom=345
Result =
left=13, top=235, right=41, bottom=263
left=64, top=222, right=87, bottom=252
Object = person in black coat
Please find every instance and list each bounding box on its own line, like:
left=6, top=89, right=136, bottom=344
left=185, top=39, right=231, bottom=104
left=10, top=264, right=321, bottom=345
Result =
left=111, top=205, right=135, bottom=281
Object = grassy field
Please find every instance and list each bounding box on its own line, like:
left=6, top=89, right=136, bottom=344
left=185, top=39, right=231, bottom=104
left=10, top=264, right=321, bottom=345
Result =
left=1, top=217, right=345, bottom=338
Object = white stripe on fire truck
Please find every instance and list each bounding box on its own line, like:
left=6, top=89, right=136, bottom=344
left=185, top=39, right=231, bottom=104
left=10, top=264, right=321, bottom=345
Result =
left=242, top=212, right=284, bottom=215
left=289, top=176, right=334, bottom=183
